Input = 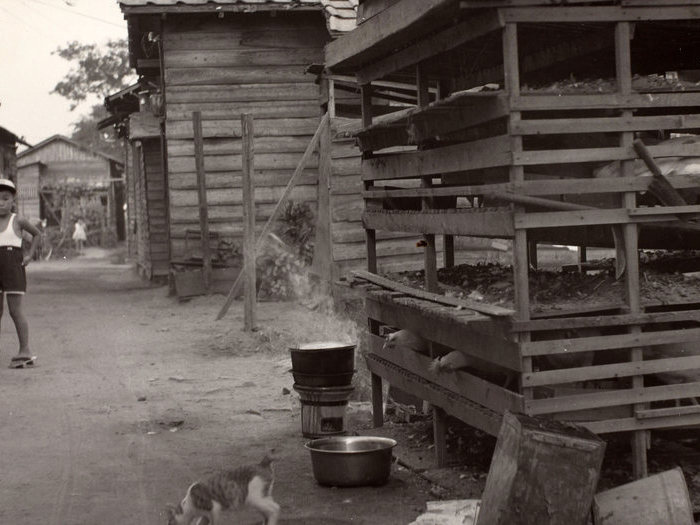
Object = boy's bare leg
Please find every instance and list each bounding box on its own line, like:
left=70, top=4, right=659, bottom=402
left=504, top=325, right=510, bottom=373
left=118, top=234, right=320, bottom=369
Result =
left=7, top=294, right=30, bottom=357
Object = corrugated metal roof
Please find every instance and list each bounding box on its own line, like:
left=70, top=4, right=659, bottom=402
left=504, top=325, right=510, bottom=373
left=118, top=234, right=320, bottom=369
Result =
left=118, top=0, right=358, bottom=33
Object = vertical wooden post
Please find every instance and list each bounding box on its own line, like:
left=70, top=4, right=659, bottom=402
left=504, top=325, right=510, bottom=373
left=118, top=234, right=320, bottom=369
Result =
left=192, top=111, right=211, bottom=291
left=313, top=107, right=333, bottom=291
left=418, top=63, right=445, bottom=465
left=528, top=240, right=538, bottom=270
left=241, top=114, right=256, bottom=332
left=417, top=64, right=439, bottom=293
left=361, top=84, right=378, bottom=273
left=616, top=21, right=647, bottom=479
left=444, top=235, right=455, bottom=268
left=504, top=24, right=533, bottom=401
left=328, top=78, right=336, bottom=119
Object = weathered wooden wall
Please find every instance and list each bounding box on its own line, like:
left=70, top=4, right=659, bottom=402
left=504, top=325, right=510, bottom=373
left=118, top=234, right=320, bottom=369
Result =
left=16, top=162, right=40, bottom=222
left=133, top=139, right=169, bottom=279
left=162, top=12, right=329, bottom=260
left=19, top=140, right=113, bottom=188
left=126, top=140, right=137, bottom=258
left=329, top=120, right=446, bottom=277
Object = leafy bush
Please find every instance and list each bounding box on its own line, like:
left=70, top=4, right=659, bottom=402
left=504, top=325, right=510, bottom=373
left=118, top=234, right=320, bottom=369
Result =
left=256, top=201, right=316, bottom=300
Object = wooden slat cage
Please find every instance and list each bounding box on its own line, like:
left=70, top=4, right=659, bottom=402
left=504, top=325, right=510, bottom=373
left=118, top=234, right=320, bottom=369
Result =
left=327, top=0, right=700, bottom=476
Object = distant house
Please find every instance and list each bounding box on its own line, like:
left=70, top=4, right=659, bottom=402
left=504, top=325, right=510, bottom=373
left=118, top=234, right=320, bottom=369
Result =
left=17, top=135, right=125, bottom=241
left=0, top=126, right=33, bottom=218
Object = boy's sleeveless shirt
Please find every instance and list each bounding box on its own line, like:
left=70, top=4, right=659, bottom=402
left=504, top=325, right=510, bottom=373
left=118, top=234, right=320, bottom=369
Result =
left=0, top=215, right=23, bottom=248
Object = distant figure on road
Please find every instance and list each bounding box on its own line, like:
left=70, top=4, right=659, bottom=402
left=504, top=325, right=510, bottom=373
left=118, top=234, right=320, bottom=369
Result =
left=0, top=179, right=42, bottom=369
left=72, top=217, right=87, bottom=254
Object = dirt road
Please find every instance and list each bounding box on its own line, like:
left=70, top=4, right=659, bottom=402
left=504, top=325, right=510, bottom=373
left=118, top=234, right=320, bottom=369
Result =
left=0, top=249, right=433, bottom=524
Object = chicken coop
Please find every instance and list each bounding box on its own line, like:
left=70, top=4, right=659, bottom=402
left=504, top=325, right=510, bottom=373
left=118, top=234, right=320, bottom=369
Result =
left=326, top=0, right=700, bottom=476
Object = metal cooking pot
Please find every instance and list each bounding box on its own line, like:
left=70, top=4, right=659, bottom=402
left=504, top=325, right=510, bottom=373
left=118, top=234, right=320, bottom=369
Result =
left=304, top=436, right=397, bottom=487
left=290, top=341, right=355, bottom=376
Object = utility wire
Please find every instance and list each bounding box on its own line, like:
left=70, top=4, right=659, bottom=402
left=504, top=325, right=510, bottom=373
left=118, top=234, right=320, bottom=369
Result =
left=0, top=2, right=63, bottom=41
left=23, top=0, right=126, bottom=28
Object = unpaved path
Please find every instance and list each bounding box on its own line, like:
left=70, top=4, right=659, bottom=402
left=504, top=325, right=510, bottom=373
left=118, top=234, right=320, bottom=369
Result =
left=0, top=249, right=432, bottom=524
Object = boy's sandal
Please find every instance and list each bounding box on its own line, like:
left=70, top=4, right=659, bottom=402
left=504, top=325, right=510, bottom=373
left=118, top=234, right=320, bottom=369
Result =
left=9, top=356, right=37, bottom=369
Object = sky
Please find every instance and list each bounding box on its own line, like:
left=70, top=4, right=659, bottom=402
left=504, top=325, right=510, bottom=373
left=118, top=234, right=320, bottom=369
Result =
left=0, top=0, right=132, bottom=146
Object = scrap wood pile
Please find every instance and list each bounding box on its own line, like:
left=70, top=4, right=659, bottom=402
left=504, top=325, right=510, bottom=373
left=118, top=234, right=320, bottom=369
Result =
left=387, top=251, right=700, bottom=314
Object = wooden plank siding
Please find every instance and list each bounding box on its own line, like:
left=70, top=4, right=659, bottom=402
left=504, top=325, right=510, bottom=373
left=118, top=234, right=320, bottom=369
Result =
left=141, top=139, right=170, bottom=278
left=329, top=123, right=460, bottom=275
left=162, top=12, right=329, bottom=261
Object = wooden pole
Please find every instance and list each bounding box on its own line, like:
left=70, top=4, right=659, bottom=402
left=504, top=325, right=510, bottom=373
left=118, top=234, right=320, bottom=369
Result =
left=216, top=113, right=330, bottom=320
left=192, top=111, right=211, bottom=291
left=312, top=112, right=333, bottom=292
left=616, top=21, right=647, bottom=479
left=241, top=114, right=256, bottom=332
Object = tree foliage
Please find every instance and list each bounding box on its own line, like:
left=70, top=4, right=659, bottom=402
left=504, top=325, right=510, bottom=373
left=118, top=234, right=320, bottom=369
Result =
left=52, top=39, right=134, bottom=109
left=52, top=38, right=135, bottom=158
left=70, top=105, right=124, bottom=160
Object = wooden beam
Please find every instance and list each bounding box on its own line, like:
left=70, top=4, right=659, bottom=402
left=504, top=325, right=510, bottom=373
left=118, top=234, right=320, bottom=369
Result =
left=514, top=206, right=700, bottom=230
left=241, top=114, right=256, bottom=332
left=325, top=0, right=458, bottom=70
left=511, top=114, right=700, bottom=136
left=363, top=173, right=700, bottom=199
left=354, top=269, right=514, bottom=316
left=193, top=111, right=212, bottom=291
left=511, top=92, right=700, bottom=111
left=363, top=208, right=516, bottom=237
left=365, top=297, right=521, bottom=371
left=312, top=113, right=333, bottom=288
left=526, top=381, right=700, bottom=416
left=370, top=334, right=524, bottom=413
left=362, top=134, right=511, bottom=181
left=524, top=356, right=700, bottom=388
left=501, top=5, right=700, bottom=22
left=366, top=354, right=503, bottom=436
left=356, top=11, right=504, bottom=84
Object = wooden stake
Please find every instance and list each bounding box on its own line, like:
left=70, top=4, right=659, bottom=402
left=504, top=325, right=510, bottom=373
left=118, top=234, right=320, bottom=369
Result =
left=241, top=114, right=256, bottom=332
left=192, top=111, right=211, bottom=291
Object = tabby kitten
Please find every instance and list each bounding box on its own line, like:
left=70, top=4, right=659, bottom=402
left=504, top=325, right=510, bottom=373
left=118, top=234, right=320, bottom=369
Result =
left=166, top=455, right=279, bottom=525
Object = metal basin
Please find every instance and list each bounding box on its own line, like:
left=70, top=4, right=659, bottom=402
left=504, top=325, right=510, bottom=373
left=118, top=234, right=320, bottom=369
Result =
left=304, top=436, right=397, bottom=487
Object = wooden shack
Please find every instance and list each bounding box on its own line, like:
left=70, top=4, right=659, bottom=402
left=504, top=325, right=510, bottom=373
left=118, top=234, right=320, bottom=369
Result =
left=327, top=0, right=700, bottom=476
left=118, top=0, right=467, bottom=289
left=103, top=81, right=169, bottom=279
left=118, top=0, right=353, bottom=280
left=16, top=135, right=125, bottom=242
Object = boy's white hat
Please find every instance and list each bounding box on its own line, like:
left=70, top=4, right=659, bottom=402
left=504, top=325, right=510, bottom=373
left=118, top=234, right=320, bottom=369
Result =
left=0, top=179, right=16, bottom=194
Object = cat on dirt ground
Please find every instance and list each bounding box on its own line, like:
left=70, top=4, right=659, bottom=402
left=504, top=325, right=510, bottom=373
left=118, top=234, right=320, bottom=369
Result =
left=166, top=455, right=279, bottom=525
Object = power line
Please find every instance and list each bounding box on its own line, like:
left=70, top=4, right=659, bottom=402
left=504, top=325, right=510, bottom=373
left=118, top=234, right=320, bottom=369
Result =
left=0, top=2, right=63, bottom=42
left=22, top=0, right=126, bottom=29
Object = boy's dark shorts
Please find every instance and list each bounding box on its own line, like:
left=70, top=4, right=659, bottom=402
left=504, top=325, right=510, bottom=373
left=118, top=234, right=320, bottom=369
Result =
left=0, top=247, right=26, bottom=294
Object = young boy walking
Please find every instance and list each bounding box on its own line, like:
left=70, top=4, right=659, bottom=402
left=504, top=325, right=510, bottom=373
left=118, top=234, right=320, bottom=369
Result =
left=0, top=179, right=41, bottom=368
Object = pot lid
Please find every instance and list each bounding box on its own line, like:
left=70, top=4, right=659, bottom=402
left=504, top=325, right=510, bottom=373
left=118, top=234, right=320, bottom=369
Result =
left=293, top=341, right=355, bottom=351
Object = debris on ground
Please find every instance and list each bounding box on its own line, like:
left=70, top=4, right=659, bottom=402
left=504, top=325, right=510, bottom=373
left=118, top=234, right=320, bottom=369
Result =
left=408, top=499, right=481, bottom=525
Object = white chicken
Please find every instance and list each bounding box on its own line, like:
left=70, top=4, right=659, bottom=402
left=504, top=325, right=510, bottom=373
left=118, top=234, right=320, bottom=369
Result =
left=382, top=329, right=430, bottom=355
